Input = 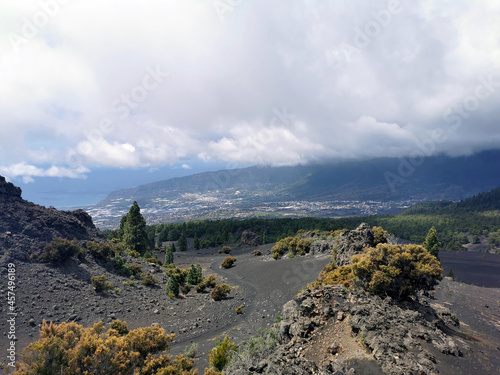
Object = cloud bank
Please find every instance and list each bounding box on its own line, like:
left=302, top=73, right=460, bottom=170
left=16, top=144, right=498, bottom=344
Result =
left=1, top=0, right=499, bottom=182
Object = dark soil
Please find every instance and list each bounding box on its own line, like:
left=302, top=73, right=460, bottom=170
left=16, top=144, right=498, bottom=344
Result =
left=0, top=244, right=330, bottom=373
left=0, top=241, right=499, bottom=374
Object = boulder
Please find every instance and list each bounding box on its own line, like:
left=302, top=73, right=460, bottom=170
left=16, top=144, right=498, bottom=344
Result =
left=335, top=223, right=374, bottom=266
left=240, top=229, right=262, bottom=246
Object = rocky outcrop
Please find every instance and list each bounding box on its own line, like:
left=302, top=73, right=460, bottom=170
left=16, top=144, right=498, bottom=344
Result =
left=240, top=229, right=262, bottom=247
left=226, top=223, right=465, bottom=375
left=0, top=175, right=104, bottom=261
left=227, top=284, right=463, bottom=375
left=0, top=175, right=22, bottom=197
left=335, top=223, right=374, bottom=266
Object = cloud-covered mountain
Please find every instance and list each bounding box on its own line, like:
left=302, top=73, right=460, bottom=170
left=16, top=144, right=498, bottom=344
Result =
left=88, top=149, right=500, bottom=228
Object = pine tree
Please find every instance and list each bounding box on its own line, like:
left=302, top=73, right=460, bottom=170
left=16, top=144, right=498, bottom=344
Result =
left=195, top=264, right=202, bottom=283
left=157, top=226, right=169, bottom=248
left=121, top=201, right=149, bottom=255
left=165, top=244, right=174, bottom=265
left=187, top=265, right=198, bottom=285
left=178, top=233, right=187, bottom=252
left=193, top=234, right=200, bottom=250
left=166, top=275, right=179, bottom=297
left=423, top=226, right=441, bottom=259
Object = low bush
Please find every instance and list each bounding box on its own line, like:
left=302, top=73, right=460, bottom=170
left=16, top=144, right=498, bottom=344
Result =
left=218, top=246, right=231, bottom=254
left=166, top=265, right=188, bottom=285
left=180, top=284, right=192, bottom=295
left=195, top=275, right=216, bottom=293
left=313, top=243, right=443, bottom=299
left=145, top=257, right=163, bottom=266
left=252, top=249, right=261, bottom=256
left=235, top=305, right=244, bottom=315
left=85, top=241, right=114, bottom=259
left=13, top=320, right=197, bottom=375
left=128, top=263, right=143, bottom=276
left=110, top=319, right=129, bottom=335
left=208, top=336, right=237, bottom=372
left=211, top=284, right=231, bottom=301
left=271, top=237, right=311, bottom=259
left=113, top=255, right=132, bottom=277
left=228, top=328, right=278, bottom=368
left=141, top=272, right=158, bottom=286
left=221, top=256, right=236, bottom=269
left=91, top=275, right=113, bottom=292
left=38, top=238, right=81, bottom=263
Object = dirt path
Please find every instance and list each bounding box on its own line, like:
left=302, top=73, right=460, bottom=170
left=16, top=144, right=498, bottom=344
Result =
left=168, top=244, right=331, bottom=371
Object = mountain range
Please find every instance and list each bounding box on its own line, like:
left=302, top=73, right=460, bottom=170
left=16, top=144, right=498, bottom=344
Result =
left=86, top=149, right=500, bottom=228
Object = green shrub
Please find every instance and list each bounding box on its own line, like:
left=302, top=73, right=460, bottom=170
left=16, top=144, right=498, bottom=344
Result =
left=187, top=264, right=203, bottom=285
left=166, top=275, right=180, bottom=297
left=113, top=255, right=132, bottom=277
left=142, top=272, right=158, bottom=286
left=181, top=284, right=192, bottom=295
left=110, top=319, right=129, bottom=335
left=145, top=257, right=163, bottom=266
left=218, top=246, right=231, bottom=254
left=195, top=283, right=207, bottom=293
left=195, top=274, right=216, bottom=293
left=221, top=256, right=236, bottom=269
left=271, top=237, right=311, bottom=259
left=208, top=336, right=237, bottom=371
left=86, top=241, right=110, bottom=259
left=39, top=238, right=81, bottom=263
left=127, top=249, right=141, bottom=258
left=13, top=320, right=197, bottom=375
left=211, top=284, right=231, bottom=301
left=235, top=305, right=244, bottom=315
left=252, top=249, right=262, bottom=256
left=166, top=265, right=188, bottom=285
left=128, top=263, right=143, bottom=277
left=91, top=275, right=113, bottom=292
left=314, top=243, right=443, bottom=299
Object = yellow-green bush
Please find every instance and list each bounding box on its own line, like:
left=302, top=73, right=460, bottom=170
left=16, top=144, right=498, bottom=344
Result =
left=271, top=236, right=311, bottom=259
left=110, top=319, right=129, bottom=335
left=211, top=284, right=231, bottom=301
left=195, top=275, right=217, bottom=293
left=372, top=226, right=389, bottom=245
left=218, top=246, right=231, bottom=254
left=221, top=256, right=236, bottom=269
left=142, top=273, right=158, bottom=286
left=13, top=320, right=197, bottom=375
left=208, top=336, right=237, bottom=372
left=91, top=274, right=113, bottom=292
left=312, top=243, right=442, bottom=299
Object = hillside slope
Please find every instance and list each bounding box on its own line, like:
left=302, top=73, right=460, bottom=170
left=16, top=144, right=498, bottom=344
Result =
left=0, top=176, right=104, bottom=261
left=89, top=150, right=500, bottom=228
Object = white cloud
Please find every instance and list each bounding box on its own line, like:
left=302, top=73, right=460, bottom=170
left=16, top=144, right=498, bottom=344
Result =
left=0, top=0, right=499, bottom=179
left=0, top=162, right=89, bottom=182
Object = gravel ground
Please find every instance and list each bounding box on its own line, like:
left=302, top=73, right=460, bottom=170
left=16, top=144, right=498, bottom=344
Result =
left=0, top=246, right=498, bottom=374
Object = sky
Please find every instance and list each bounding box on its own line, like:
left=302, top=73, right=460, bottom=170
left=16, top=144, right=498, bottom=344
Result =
left=1, top=0, right=500, bottom=206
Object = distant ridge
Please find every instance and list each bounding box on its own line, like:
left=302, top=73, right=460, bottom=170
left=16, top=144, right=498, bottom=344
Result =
left=101, top=149, right=500, bottom=204
left=88, top=149, right=500, bottom=228
left=401, top=186, right=500, bottom=215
